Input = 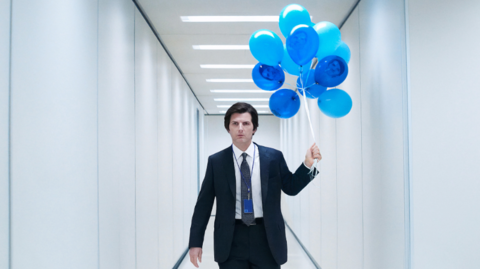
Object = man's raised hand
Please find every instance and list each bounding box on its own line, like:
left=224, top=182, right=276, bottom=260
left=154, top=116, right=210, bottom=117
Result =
left=305, top=143, right=322, bottom=168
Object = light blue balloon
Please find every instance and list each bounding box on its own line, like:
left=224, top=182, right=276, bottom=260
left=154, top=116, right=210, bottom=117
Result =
left=313, top=21, right=341, bottom=60
left=296, top=70, right=327, bottom=99
left=269, top=89, right=301, bottom=119
left=281, top=44, right=310, bottom=76
left=287, top=25, right=319, bottom=66
left=279, top=4, right=311, bottom=38
left=252, top=63, right=285, bottom=91
left=249, top=30, right=284, bottom=66
left=333, top=41, right=351, bottom=63
left=317, top=89, right=352, bottom=118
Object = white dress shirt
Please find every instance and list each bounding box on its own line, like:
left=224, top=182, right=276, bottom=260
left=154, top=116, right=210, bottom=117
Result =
left=232, top=142, right=263, bottom=219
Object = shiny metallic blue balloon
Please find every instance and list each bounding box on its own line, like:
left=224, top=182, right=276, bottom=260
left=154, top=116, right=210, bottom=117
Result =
left=281, top=44, right=310, bottom=76
left=279, top=4, right=311, bottom=38
left=314, top=55, right=348, bottom=87
left=252, top=63, right=285, bottom=91
left=286, top=25, right=319, bottom=66
left=317, top=89, right=352, bottom=118
left=269, top=89, right=301, bottom=119
left=313, top=21, right=341, bottom=60
left=249, top=30, right=284, bottom=66
left=296, top=70, right=327, bottom=99
left=333, top=41, right=351, bottom=63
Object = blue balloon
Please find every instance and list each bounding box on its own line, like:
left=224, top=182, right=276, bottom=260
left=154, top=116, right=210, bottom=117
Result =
left=313, top=21, right=341, bottom=60
left=252, top=63, right=285, bottom=91
left=317, top=89, right=352, bottom=118
left=249, top=30, right=284, bottom=66
left=314, top=55, right=348, bottom=87
left=286, top=25, right=319, bottom=66
left=296, top=70, right=327, bottom=99
left=279, top=4, right=311, bottom=38
left=281, top=44, right=310, bottom=76
left=333, top=41, right=351, bottom=63
left=269, top=89, right=301, bottom=119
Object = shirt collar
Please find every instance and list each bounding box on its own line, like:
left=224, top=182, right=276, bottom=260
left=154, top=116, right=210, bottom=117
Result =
left=232, top=142, right=256, bottom=161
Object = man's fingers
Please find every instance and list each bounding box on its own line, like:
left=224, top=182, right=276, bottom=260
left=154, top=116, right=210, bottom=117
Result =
left=199, top=250, right=202, bottom=263
left=190, top=255, right=198, bottom=268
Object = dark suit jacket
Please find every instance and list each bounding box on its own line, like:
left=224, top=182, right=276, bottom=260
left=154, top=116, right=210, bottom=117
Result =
left=188, top=143, right=314, bottom=265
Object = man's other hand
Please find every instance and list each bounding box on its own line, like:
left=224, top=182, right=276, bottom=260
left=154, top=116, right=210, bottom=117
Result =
left=189, top=247, right=202, bottom=268
left=305, top=143, right=322, bottom=168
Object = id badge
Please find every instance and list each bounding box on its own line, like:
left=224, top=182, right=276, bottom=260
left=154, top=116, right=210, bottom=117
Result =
left=243, top=199, right=253, bottom=213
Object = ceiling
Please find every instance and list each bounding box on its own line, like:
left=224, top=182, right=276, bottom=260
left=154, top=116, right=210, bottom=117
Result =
left=137, top=0, right=358, bottom=115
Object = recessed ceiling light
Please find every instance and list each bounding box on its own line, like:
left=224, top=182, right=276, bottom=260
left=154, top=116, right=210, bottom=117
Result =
left=257, top=111, right=270, bottom=113
left=201, top=64, right=255, bottom=69
left=181, top=16, right=279, bottom=22
left=217, top=105, right=269, bottom=108
left=219, top=110, right=227, bottom=113
left=193, top=45, right=249, bottom=50
left=210, top=90, right=267, bottom=93
left=214, top=98, right=269, bottom=101
left=207, top=79, right=253, bottom=83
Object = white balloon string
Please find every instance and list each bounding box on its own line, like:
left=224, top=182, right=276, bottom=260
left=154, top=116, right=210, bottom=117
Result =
left=299, top=69, right=318, bottom=175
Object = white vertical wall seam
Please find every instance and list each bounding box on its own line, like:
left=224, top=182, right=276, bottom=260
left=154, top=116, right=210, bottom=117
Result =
left=96, top=0, right=100, bottom=268
left=133, top=8, right=137, bottom=269
left=356, top=5, right=365, bottom=269
left=403, top=0, right=413, bottom=268
left=8, top=0, right=12, bottom=268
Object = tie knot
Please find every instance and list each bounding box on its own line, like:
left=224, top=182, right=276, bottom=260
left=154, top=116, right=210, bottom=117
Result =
left=241, top=152, right=248, bottom=160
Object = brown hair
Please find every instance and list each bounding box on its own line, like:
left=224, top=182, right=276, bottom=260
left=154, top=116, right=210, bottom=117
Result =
left=224, top=102, right=259, bottom=133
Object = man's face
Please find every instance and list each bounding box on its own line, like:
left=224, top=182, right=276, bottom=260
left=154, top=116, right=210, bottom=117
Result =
left=228, top=112, right=256, bottom=145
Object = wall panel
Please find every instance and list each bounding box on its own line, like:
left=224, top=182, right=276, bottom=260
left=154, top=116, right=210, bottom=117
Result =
left=135, top=9, right=159, bottom=269
left=408, top=0, right=480, bottom=268
left=157, top=42, right=175, bottom=268
left=336, top=8, right=363, bottom=269
left=0, top=0, right=10, bottom=267
left=10, top=1, right=99, bottom=268
left=98, top=0, right=136, bottom=268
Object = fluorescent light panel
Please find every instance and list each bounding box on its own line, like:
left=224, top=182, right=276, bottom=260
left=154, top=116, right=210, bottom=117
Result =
left=193, top=45, right=249, bottom=50
left=207, top=79, right=253, bottom=83
left=217, top=105, right=269, bottom=108
left=182, top=16, right=279, bottom=22
left=214, top=98, right=269, bottom=101
left=210, top=90, right=266, bottom=93
left=201, top=64, right=254, bottom=69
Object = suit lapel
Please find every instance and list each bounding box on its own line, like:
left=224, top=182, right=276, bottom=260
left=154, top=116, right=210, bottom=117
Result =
left=257, top=143, right=270, bottom=205
left=224, top=146, right=236, bottom=199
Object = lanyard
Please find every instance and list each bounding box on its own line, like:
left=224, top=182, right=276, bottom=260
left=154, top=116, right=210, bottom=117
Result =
left=232, top=145, right=256, bottom=196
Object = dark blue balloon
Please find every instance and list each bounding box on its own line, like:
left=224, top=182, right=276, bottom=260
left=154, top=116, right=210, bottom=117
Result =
left=317, top=89, right=352, bottom=118
left=296, top=69, right=327, bottom=99
left=252, top=63, right=285, bottom=91
left=269, top=89, right=301, bottom=119
left=286, top=25, right=319, bottom=66
left=314, top=55, right=348, bottom=87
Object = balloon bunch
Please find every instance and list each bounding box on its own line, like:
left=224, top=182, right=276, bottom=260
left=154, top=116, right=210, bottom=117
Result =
left=249, top=4, right=353, bottom=119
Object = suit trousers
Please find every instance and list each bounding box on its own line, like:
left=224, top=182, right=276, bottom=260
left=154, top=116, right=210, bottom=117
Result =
left=218, top=218, right=280, bottom=269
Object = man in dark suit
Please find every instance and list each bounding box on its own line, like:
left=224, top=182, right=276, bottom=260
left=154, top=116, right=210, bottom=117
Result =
left=189, top=102, right=321, bottom=268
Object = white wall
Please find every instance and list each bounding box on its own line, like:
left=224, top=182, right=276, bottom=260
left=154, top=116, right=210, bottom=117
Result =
left=280, top=0, right=409, bottom=268
left=10, top=1, right=99, bottom=268
left=4, top=1, right=205, bottom=268
left=98, top=1, right=136, bottom=269
left=408, top=0, right=480, bottom=268
left=0, top=0, right=10, bottom=268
